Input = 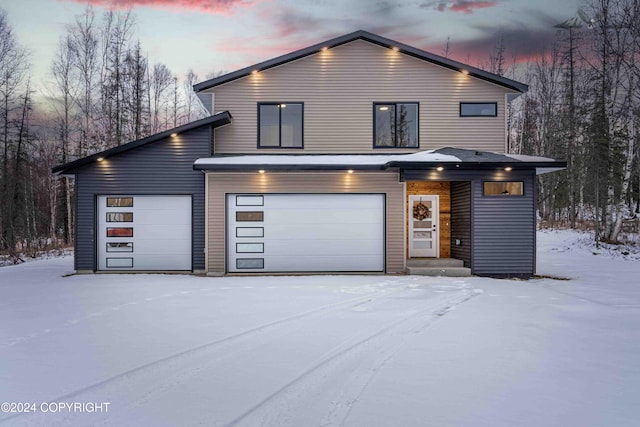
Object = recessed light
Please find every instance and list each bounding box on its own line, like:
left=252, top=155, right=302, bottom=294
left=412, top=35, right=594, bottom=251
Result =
left=321, top=46, right=329, bottom=51
left=258, top=170, right=265, bottom=174
left=97, top=157, right=104, bottom=162
left=391, top=46, right=400, bottom=52
left=347, top=170, right=354, bottom=174
left=379, top=106, right=389, bottom=111
left=170, top=133, right=178, bottom=138
left=461, top=69, right=469, bottom=75
left=505, top=166, right=513, bottom=172
left=436, top=166, right=444, bottom=172
left=251, top=69, right=259, bottom=74
left=279, top=104, right=286, bottom=108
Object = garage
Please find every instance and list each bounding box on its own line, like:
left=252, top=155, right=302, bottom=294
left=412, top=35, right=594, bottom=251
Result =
left=227, top=194, right=385, bottom=273
left=97, top=195, right=192, bottom=271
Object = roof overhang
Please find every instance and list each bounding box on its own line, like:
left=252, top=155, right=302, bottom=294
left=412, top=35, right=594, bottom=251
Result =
left=52, top=111, right=232, bottom=175
left=194, top=148, right=566, bottom=174
left=193, top=30, right=528, bottom=94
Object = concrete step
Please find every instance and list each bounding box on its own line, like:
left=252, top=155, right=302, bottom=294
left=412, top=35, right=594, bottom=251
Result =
left=406, top=266, right=472, bottom=277
left=406, top=258, right=465, bottom=268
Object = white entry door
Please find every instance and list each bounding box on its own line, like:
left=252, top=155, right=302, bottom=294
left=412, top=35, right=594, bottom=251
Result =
left=408, top=195, right=439, bottom=258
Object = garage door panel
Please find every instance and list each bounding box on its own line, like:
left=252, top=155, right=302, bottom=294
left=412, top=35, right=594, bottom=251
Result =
left=266, top=224, right=383, bottom=240
left=228, top=194, right=384, bottom=273
left=98, top=195, right=191, bottom=271
left=263, top=256, right=383, bottom=272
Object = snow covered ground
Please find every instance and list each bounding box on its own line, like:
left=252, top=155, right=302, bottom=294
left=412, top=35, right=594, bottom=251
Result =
left=0, top=230, right=638, bottom=426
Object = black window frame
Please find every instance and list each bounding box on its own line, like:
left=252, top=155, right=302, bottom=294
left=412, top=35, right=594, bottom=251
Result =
left=373, top=102, right=419, bottom=149
left=257, top=102, right=304, bottom=149
left=482, top=181, right=525, bottom=197
left=459, top=102, right=498, bottom=117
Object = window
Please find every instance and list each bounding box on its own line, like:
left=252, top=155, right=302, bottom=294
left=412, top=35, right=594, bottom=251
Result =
left=106, top=197, right=133, bottom=207
left=106, top=242, right=133, bottom=252
left=484, top=181, right=524, bottom=196
left=259, top=103, right=303, bottom=148
left=106, top=227, right=134, bottom=237
left=236, top=211, right=264, bottom=222
left=460, top=102, right=497, bottom=117
left=106, top=212, right=133, bottom=222
left=374, top=103, right=418, bottom=148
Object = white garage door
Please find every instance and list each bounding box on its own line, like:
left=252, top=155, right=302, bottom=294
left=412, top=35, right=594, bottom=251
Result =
left=227, top=194, right=385, bottom=273
left=97, top=195, right=192, bottom=271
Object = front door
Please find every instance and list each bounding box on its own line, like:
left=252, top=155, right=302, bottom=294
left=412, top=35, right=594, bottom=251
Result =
left=408, top=195, right=439, bottom=258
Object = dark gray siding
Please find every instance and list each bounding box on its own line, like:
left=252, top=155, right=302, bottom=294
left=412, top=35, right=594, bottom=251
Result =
left=471, top=171, right=535, bottom=276
left=450, top=181, right=471, bottom=267
left=74, top=126, right=211, bottom=271
left=403, top=169, right=536, bottom=277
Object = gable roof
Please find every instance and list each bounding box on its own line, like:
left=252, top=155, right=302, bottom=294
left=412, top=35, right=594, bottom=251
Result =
left=194, top=30, right=528, bottom=93
left=52, top=111, right=232, bottom=175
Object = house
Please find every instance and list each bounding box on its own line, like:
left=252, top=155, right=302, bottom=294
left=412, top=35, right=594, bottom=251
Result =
left=52, top=30, right=565, bottom=277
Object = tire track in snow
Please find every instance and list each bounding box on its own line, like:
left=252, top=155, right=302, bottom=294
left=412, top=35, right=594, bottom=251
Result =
left=0, top=281, right=408, bottom=426
left=226, top=288, right=480, bottom=427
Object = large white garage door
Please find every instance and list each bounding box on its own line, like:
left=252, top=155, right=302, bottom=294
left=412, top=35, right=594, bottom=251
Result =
left=97, top=195, right=192, bottom=271
left=227, top=194, right=384, bottom=273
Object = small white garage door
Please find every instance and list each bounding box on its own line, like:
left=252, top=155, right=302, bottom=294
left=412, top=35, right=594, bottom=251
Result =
left=227, top=194, right=385, bottom=273
left=97, top=195, right=192, bottom=271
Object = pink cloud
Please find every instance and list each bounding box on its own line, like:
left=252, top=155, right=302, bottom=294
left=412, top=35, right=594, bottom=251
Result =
left=61, top=0, right=262, bottom=15
left=447, top=1, right=497, bottom=14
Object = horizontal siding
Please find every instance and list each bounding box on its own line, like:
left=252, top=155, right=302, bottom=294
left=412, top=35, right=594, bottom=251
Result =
left=209, top=40, right=512, bottom=154
left=451, top=181, right=471, bottom=267
left=471, top=171, right=535, bottom=276
left=74, top=127, right=211, bottom=271
left=206, top=172, right=405, bottom=274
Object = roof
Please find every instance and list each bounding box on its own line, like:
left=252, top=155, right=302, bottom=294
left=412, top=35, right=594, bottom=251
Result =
left=193, top=30, right=528, bottom=94
left=52, top=111, right=232, bottom=175
left=194, top=147, right=565, bottom=174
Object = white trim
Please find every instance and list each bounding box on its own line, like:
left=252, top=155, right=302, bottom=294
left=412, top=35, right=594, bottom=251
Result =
left=204, top=172, right=209, bottom=273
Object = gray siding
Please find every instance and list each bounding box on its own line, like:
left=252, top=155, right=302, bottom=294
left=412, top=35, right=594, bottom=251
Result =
left=451, top=181, right=471, bottom=267
left=471, top=171, right=536, bottom=276
left=74, top=126, right=211, bottom=271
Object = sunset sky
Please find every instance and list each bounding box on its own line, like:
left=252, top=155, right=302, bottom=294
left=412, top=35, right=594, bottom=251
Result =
left=6, top=0, right=580, bottom=90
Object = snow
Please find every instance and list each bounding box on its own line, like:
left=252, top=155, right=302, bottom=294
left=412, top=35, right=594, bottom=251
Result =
left=1, top=231, right=639, bottom=426
left=194, top=150, right=461, bottom=167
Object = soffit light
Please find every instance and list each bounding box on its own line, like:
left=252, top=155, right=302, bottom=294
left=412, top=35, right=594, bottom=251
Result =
left=258, top=170, right=265, bottom=174
left=97, top=157, right=104, bottom=162
left=347, top=170, right=354, bottom=174
left=391, top=46, right=400, bottom=52
left=279, top=104, right=287, bottom=108
left=436, top=166, right=444, bottom=172
left=505, top=166, right=513, bottom=172
left=379, top=106, right=389, bottom=111
left=461, top=69, right=469, bottom=75
left=170, top=133, right=178, bottom=137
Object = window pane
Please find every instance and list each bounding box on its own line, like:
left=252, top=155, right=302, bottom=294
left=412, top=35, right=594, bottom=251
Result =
left=107, top=242, right=133, bottom=252
left=259, top=105, right=279, bottom=147
left=106, top=212, right=133, bottom=222
left=236, top=211, right=264, bottom=222
left=397, top=103, right=418, bottom=147
left=281, top=104, right=303, bottom=148
left=484, top=181, right=523, bottom=196
left=107, top=227, right=134, bottom=237
left=236, top=258, right=264, bottom=269
left=106, top=258, right=133, bottom=268
left=461, top=103, right=497, bottom=117
left=375, top=104, right=395, bottom=147
left=107, top=197, right=133, bottom=207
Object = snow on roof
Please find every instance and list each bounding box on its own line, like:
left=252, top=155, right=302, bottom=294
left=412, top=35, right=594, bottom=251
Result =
left=505, top=153, right=555, bottom=162
left=194, top=150, right=461, bottom=168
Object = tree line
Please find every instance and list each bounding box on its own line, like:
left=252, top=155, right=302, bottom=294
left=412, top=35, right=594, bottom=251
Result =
left=0, top=7, right=210, bottom=259
left=1, top=1, right=639, bottom=261
left=508, top=0, right=639, bottom=244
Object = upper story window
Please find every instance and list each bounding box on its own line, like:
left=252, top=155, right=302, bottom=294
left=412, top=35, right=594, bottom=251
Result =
left=374, top=103, right=418, bottom=148
left=460, top=102, right=497, bottom=117
left=258, top=103, right=303, bottom=148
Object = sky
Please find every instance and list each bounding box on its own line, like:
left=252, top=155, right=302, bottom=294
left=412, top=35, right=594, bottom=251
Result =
left=4, top=0, right=581, bottom=92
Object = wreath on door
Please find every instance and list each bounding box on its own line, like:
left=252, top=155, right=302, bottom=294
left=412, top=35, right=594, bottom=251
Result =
left=413, top=201, right=431, bottom=220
